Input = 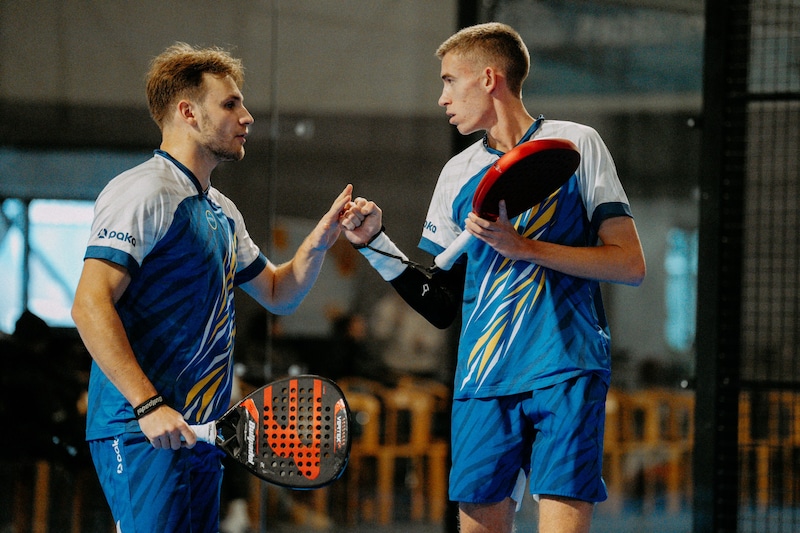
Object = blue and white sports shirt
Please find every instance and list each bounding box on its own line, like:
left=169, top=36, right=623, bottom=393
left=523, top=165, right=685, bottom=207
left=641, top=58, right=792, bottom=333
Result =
left=84, top=151, right=267, bottom=440
left=419, top=119, right=632, bottom=399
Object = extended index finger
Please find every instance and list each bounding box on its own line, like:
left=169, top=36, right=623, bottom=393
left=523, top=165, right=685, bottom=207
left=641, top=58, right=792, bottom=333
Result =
left=496, top=199, right=510, bottom=222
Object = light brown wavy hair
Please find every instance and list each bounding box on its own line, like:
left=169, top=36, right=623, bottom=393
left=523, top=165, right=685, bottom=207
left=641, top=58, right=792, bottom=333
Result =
left=146, top=42, right=245, bottom=129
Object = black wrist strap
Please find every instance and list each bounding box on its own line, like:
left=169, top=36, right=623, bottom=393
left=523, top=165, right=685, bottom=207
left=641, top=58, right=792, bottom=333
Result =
left=134, top=394, right=166, bottom=419
left=352, top=225, right=386, bottom=250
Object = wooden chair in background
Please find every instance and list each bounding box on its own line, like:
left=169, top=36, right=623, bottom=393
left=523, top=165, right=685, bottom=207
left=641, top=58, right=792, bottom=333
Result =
left=739, top=389, right=800, bottom=509
left=602, top=388, right=626, bottom=512
left=374, top=383, right=436, bottom=523
left=336, top=386, right=384, bottom=524
left=337, top=376, right=449, bottom=524
left=395, top=376, right=451, bottom=522
left=640, top=388, right=695, bottom=513
left=603, top=387, right=695, bottom=514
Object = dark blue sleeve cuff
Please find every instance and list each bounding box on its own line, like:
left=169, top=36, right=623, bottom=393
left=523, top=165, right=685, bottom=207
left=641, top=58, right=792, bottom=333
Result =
left=84, top=246, right=139, bottom=277
left=235, top=253, right=268, bottom=286
left=591, top=202, right=633, bottom=235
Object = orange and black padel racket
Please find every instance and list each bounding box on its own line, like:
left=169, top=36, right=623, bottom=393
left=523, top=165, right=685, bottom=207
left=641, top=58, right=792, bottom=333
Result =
left=191, top=375, right=350, bottom=489
left=434, top=138, right=580, bottom=270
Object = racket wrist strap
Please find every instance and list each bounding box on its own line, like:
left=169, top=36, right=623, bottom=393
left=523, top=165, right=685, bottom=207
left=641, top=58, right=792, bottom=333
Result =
left=134, top=394, right=166, bottom=419
left=351, top=225, right=385, bottom=250
left=357, top=231, right=408, bottom=281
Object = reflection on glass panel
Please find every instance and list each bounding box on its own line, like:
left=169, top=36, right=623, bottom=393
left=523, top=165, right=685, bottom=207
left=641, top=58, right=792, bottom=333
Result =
left=28, top=200, right=94, bottom=328
left=0, top=199, right=25, bottom=333
left=664, top=227, right=698, bottom=353
left=484, top=0, right=704, bottom=97
left=0, top=198, right=94, bottom=333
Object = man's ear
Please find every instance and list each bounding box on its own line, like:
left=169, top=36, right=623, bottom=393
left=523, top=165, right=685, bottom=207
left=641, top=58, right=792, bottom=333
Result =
left=177, top=100, right=198, bottom=125
left=483, top=66, right=498, bottom=93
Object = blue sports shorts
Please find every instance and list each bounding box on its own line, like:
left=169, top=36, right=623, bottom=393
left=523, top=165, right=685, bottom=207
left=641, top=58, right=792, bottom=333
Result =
left=89, top=432, right=225, bottom=533
left=449, top=373, right=608, bottom=505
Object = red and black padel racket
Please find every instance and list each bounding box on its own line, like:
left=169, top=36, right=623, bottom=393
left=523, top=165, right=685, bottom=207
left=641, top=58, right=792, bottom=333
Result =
left=434, top=138, right=580, bottom=270
left=191, top=375, right=350, bottom=489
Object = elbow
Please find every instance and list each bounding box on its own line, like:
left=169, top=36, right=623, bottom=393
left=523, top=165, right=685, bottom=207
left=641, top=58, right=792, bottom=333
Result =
left=626, top=256, right=647, bottom=287
left=265, top=295, right=305, bottom=316
left=71, top=297, right=89, bottom=332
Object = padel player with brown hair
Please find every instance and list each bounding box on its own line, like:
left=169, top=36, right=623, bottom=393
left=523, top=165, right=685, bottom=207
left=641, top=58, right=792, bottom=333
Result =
left=341, top=22, right=645, bottom=533
left=72, top=42, right=351, bottom=532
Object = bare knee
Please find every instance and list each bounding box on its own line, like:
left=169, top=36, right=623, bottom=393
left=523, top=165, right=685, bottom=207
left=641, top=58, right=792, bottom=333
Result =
left=458, top=499, right=516, bottom=533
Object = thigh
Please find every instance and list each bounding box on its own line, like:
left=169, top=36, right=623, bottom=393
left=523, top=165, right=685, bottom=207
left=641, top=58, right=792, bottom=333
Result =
left=538, top=495, right=594, bottom=533
left=90, top=435, right=224, bottom=533
left=526, top=374, right=608, bottom=503
left=188, top=443, right=226, bottom=533
left=449, top=394, right=533, bottom=504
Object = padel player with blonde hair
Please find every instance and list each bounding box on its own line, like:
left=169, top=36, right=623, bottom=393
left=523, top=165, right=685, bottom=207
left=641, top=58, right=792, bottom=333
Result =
left=341, top=23, right=645, bottom=533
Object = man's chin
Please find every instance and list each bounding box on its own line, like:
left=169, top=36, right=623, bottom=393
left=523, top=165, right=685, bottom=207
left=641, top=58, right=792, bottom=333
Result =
left=214, top=148, right=245, bottom=163
left=456, top=124, right=476, bottom=136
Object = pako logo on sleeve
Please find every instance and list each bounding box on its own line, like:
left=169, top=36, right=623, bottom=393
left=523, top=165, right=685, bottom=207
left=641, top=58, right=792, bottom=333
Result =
left=98, top=228, right=137, bottom=247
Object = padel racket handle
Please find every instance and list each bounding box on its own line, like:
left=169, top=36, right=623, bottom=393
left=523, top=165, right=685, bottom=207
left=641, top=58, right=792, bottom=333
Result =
left=434, top=230, right=474, bottom=271
left=190, top=421, right=218, bottom=444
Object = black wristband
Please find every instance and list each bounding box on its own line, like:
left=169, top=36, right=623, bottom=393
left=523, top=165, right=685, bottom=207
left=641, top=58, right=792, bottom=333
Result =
left=352, top=225, right=386, bottom=250
left=134, top=394, right=166, bottom=419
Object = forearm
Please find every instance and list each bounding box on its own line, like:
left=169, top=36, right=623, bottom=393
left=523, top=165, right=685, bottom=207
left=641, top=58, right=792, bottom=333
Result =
left=73, top=292, right=196, bottom=447
left=340, top=197, right=463, bottom=327
left=390, top=263, right=464, bottom=329
left=72, top=299, right=157, bottom=406
left=521, top=239, right=645, bottom=286
left=252, top=186, right=349, bottom=314
left=270, top=237, right=328, bottom=314
left=355, top=230, right=464, bottom=328
left=468, top=212, right=645, bottom=286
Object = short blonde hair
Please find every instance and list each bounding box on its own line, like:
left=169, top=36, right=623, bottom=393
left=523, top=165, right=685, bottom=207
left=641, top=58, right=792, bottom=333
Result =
left=146, top=42, right=245, bottom=129
left=436, top=22, right=530, bottom=96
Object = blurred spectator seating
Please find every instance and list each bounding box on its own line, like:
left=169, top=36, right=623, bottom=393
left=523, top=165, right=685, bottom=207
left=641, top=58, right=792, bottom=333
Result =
left=603, top=387, right=695, bottom=514
left=739, top=389, right=800, bottom=509
left=337, top=376, right=450, bottom=524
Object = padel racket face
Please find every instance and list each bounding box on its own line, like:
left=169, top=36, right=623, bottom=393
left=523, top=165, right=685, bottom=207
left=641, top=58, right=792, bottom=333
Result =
left=473, top=138, right=580, bottom=221
left=214, top=375, right=350, bottom=489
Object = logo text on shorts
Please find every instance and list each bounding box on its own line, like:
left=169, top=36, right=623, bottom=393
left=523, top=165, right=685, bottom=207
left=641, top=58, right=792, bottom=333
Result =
left=112, top=437, right=123, bottom=474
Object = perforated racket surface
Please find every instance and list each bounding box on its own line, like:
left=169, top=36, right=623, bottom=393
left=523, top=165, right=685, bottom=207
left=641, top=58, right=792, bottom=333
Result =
left=192, top=375, right=350, bottom=489
left=433, top=138, right=581, bottom=270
